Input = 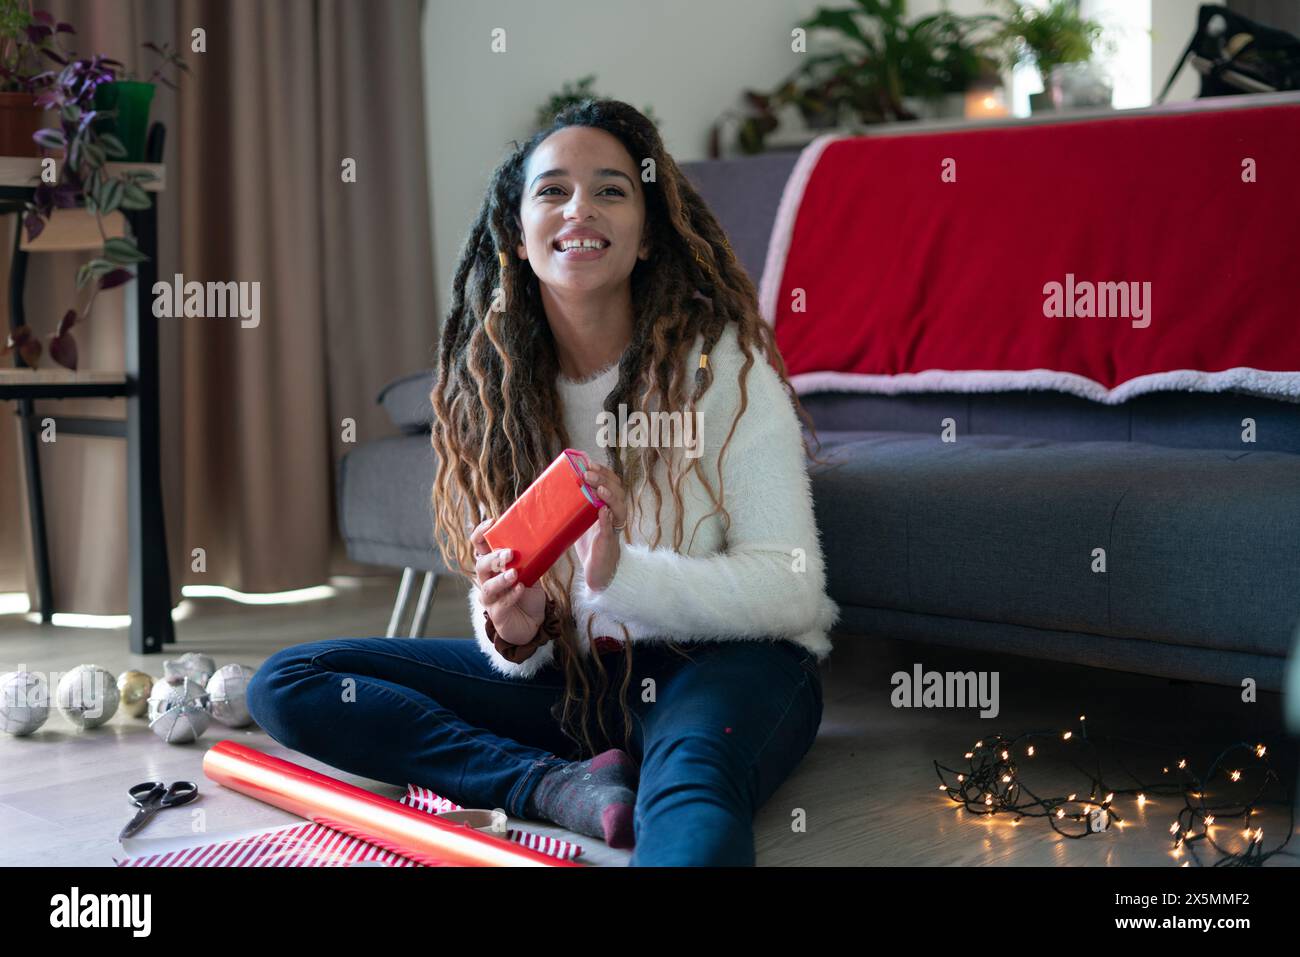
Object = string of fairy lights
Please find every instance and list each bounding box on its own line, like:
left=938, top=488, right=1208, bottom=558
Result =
left=933, top=715, right=1296, bottom=866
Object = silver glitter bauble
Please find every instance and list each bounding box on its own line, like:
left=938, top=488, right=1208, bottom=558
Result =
left=0, top=671, right=50, bottom=736
left=163, top=652, right=216, bottom=687
left=56, top=665, right=119, bottom=729
left=117, top=670, right=155, bottom=718
left=147, top=677, right=211, bottom=743
left=206, top=663, right=256, bottom=728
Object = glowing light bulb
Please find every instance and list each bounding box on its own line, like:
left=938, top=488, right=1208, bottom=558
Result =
left=1001, top=750, right=1009, bottom=760
left=1137, top=794, right=1147, bottom=807
left=1204, top=815, right=1214, bottom=826
left=1230, top=770, right=1242, bottom=782
left=1105, top=793, right=1114, bottom=804
left=964, top=752, right=973, bottom=759
left=1079, top=714, right=1085, bottom=721
left=975, top=741, right=983, bottom=748
left=958, top=774, right=965, bottom=782
left=1002, top=775, right=1012, bottom=783
left=1256, top=744, right=1267, bottom=758
left=1056, top=809, right=1065, bottom=819
left=1063, top=731, right=1072, bottom=740
left=1170, top=822, right=1180, bottom=834
left=1027, top=746, right=1035, bottom=757
left=1068, top=793, right=1077, bottom=801
left=1178, top=759, right=1187, bottom=769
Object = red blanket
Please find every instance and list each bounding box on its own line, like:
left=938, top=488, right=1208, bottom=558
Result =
left=759, top=101, right=1300, bottom=403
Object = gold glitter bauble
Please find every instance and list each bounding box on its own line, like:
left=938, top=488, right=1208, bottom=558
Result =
left=117, top=670, right=155, bottom=718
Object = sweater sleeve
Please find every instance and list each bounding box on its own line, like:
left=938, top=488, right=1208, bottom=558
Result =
left=575, top=349, right=840, bottom=642
left=467, top=582, right=558, bottom=679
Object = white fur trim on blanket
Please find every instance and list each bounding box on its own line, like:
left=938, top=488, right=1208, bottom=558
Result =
left=789, top=367, right=1300, bottom=404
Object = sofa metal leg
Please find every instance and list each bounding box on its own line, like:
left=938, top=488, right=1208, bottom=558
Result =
left=386, top=568, right=415, bottom=638
left=408, top=572, right=438, bottom=637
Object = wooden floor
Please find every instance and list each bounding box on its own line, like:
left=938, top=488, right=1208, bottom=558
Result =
left=1, top=573, right=1296, bottom=868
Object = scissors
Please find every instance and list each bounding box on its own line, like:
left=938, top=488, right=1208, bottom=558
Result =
left=119, top=781, right=200, bottom=840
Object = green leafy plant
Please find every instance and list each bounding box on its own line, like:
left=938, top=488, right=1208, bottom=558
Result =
left=2, top=53, right=157, bottom=370
left=796, top=1, right=1001, bottom=122
left=0, top=2, right=74, bottom=93
left=992, top=0, right=1104, bottom=87
left=732, top=0, right=1004, bottom=152
left=534, top=74, right=660, bottom=132
left=120, top=39, right=189, bottom=89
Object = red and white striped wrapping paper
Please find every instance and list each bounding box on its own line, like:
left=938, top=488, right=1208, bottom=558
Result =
left=114, top=784, right=582, bottom=866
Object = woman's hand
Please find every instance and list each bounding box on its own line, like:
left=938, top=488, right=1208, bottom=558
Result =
left=573, top=462, right=628, bottom=593
left=470, top=517, right=548, bottom=646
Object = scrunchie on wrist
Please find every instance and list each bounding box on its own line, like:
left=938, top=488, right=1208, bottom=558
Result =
left=484, top=596, right=562, bottom=664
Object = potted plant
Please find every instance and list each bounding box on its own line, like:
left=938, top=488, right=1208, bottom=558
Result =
left=2, top=53, right=156, bottom=370
left=93, top=40, right=188, bottom=162
left=795, top=1, right=1002, bottom=124
left=534, top=74, right=660, bottom=133
left=0, top=3, right=74, bottom=156
left=993, top=0, right=1104, bottom=113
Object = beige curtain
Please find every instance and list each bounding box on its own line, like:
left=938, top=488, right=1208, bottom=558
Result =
left=0, top=0, right=436, bottom=611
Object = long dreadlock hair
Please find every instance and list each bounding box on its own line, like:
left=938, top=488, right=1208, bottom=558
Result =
left=430, top=98, right=827, bottom=760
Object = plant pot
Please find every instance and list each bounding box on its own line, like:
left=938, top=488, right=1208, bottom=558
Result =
left=798, top=101, right=841, bottom=130
left=1028, top=91, right=1055, bottom=114
left=0, top=91, right=45, bottom=158
left=93, top=81, right=155, bottom=162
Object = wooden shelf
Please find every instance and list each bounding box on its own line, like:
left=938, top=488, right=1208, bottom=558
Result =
left=0, top=157, right=165, bottom=191
left=0, top=368, right=127, bottom=385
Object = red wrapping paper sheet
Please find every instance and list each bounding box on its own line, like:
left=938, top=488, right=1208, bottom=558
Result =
left=202, top=740, right=575, bottom=867
left=485, top=448, right=605, bottom=587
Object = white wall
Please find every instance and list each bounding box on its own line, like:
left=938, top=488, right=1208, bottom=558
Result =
left=1152, top=0, right=1204, bottom=103
left=420, top=0, right=1207, bottom=318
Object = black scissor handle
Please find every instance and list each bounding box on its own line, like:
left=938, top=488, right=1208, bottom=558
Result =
left=160, top=781, right=199, bottom=806
left=128, top=780, right=198, bottom=808
left=128, top=782, right=166, bottom=806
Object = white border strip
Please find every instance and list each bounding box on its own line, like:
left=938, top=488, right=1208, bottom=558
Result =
left=758, top=133, right=848, bottom=327
left=788, top=367, right=1300, bottom=405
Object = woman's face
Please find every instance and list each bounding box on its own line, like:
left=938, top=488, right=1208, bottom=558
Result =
left=516, top=125, right=650, bottom=295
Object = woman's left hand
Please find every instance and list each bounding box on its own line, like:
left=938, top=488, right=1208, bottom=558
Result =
left=573, top=462, right=628, bottom=593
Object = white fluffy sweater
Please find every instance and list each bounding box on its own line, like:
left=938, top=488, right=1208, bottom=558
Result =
left=467, top=322, right=839, bottom=678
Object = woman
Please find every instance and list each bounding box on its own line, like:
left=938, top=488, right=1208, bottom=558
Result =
left=247, top=99, right=839, bottom=866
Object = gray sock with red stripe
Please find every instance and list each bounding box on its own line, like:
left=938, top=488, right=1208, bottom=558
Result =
left=525, top=749, right=638, bottom=849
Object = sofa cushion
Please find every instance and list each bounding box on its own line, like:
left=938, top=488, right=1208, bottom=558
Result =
left=378, top=372, right=436, bottom=433
left=338, top=434, right=441, bottom=571
left=799, top=390, right=1300, bottom=455
left=811, top=431, right=1300, bottom=658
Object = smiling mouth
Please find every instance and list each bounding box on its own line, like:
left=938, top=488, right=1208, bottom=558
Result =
left=553, top=239, right=611, bottom=252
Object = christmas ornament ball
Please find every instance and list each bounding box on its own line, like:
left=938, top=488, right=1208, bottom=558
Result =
left=147, top=677, right=211, bottom=744
left=163, top=652, right=216, bottom=687
left=0, top=671, right=50, bottom=736
left=117, top=670, right=155, bottom=718
left=56, top=665, right=119, bottom=729
left=207, top=664, right=257, bottom=727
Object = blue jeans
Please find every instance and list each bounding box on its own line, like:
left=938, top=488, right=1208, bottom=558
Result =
left=245, top=634, right=823, bottom=866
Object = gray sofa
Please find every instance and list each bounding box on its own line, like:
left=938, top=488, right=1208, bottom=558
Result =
left=340, top=110, right=1300, bottom=692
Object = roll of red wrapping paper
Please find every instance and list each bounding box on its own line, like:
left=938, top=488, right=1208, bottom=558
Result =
left=202, top=740, right=575, bottom=867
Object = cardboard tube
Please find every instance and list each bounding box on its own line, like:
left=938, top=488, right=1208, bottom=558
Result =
left=203, top=740, right=574, bottom=867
